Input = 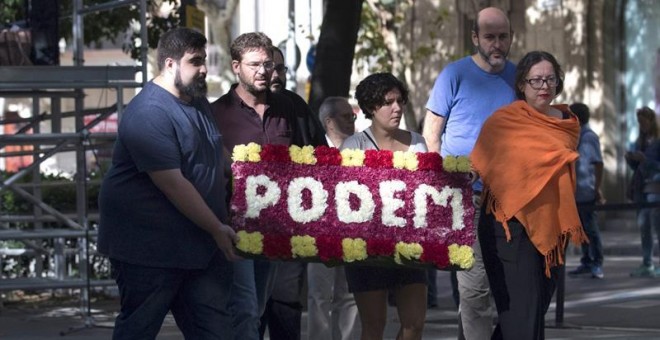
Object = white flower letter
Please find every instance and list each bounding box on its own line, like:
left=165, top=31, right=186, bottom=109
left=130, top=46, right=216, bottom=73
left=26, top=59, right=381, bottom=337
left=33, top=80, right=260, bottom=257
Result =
left=413, top=185, right=464, bottom=230
left=287, top=177, right=328, bottom=223
left=245, top=175, right=281, bottom=218
left=335, top=181, right=375, bottom=223
left=379, top=180, right=406, bottom=227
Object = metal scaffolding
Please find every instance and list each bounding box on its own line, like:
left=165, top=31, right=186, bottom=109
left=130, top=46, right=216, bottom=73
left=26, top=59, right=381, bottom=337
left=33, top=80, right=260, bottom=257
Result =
left=0, top=0, right=147, bottom=301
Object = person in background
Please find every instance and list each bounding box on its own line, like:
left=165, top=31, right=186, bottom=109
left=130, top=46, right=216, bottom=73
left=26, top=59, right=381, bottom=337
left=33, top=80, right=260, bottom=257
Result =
left=211, top=32, right=305, bottom=340
left=626, top=106, right=660, bottom=278
left=473, top=50, right=587, bottom=339
left=341, top=72, right=427, bottom=340
left=306, top=96, right=359, bottom=340
left=258, top=45, right=327, bottom=340
left=568, top=102, right=606, bottom=279
left=422, top=6, right=516, bottom=339
left=98, top=27, right=237, bottom=339
left=318, top=96, right=356, bottom=147
left=269, top=46, right=327, bottom=147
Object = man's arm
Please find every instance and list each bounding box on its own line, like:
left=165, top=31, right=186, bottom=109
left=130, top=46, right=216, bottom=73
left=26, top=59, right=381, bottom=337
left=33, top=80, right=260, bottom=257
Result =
left=422, top=110, right=447, bottom=154
left=149, top=169, right=238, bottom=260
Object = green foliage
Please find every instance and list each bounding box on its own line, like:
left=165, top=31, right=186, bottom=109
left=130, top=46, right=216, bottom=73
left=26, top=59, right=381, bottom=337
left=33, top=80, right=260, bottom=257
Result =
left=0, top=0, right=25, bottom=27
left=0, top=0, right=180, bottom=60
left=59, top=0, right=138, bottom=47
left=354, top=1, right=449, bottom=74
left=0, top=170, right=109, bottom=280
left=123, top=4, right=180, bottom=60
left=0, top=171, right=100, bottom=221
left=354, top=2, right=392, bottom=74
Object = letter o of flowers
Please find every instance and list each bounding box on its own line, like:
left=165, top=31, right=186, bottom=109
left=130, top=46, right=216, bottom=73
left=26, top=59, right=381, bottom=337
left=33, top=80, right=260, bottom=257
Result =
left=287, top=177, right=328, bottom=223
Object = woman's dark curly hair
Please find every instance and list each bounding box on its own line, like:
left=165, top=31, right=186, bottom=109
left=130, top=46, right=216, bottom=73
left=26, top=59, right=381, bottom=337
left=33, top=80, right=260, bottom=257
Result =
left=355, top=73, right=409, bottom=119
left=515, top=50, right=564, bottom=100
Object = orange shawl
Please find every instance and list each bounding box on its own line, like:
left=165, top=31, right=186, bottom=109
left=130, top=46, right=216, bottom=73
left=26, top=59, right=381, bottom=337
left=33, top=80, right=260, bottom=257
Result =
left=471, top=100, right=587, bottom=277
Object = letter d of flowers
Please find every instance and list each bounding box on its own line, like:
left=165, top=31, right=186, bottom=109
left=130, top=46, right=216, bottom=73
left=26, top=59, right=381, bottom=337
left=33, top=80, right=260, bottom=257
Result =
left=335, top=181, right=375, bottom=223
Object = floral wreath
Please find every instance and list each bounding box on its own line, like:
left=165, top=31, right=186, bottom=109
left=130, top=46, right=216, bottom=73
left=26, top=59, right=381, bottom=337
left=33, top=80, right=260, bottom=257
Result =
left=230, top=143, right=475, bottom=270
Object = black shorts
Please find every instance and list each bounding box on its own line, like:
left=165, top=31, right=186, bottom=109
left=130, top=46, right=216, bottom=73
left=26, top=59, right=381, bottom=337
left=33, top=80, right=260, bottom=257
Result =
left=344, top=264, right=427, bottom=293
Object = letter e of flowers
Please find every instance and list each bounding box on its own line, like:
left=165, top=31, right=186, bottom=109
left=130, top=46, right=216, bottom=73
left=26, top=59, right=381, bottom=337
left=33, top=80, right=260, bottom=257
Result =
left=379, top=180, right=407, bottom=227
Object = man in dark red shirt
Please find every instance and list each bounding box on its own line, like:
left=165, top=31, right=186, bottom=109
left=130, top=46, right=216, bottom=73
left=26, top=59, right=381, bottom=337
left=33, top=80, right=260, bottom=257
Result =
left=211, top=31, right=324, bottom=340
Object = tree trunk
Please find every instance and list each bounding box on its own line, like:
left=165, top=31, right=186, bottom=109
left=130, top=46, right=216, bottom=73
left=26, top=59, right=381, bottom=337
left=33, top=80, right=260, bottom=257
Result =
left=308, top=0, right=363, bottom=115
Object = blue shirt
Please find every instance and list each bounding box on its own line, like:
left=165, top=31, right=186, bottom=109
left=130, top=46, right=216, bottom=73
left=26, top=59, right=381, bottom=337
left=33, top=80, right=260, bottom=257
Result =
left=426, top=56, right=516, bottom=191
left=98, top=81, right=228, bottom=269
left=575, top=125, right=603, bottom=203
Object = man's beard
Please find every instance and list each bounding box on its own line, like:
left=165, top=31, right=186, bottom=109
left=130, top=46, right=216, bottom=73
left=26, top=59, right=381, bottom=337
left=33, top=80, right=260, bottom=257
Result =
left=238, top=71, right=268, bottom=96
left=270, top=78, right=285, bottom=93
left=476, top=42, right=509, bottom=69
left=175, top=70, right=207, bottom=98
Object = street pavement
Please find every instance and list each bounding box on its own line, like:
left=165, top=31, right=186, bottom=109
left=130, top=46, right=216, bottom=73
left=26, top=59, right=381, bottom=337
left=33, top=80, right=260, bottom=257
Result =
left=1, top=228, right=659, bottom=339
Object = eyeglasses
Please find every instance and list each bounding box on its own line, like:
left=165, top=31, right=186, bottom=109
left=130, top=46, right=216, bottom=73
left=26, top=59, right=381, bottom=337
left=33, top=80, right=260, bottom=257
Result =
left=524, top=77, right=558, bottom=90
left=242, top=61, right=275, bottom=72
left=339, top=113, right=357, bottom=122
left=274, top=64, right=288, bottom=73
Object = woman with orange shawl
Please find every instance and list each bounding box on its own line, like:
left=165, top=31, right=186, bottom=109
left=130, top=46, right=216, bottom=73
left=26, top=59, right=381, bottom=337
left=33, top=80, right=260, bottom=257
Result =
left=471, top=51, right=587, bottom=339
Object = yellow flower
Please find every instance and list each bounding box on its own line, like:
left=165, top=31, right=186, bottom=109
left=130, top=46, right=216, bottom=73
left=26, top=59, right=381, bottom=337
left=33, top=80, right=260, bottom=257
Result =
left=246, top=142, right=262, bottom=162
left=448, top=244, right=475, bottom=269
left=290, top=145, right=317, bottom=165
left=291, top=235, right=318, bottom=258
left=393, top=151, right=419, bottom=170
left=456, top=156, right=471, bottom=173
left=443, top=155, right=458, bottom=172
left=392, top=151, right=406, bottom=169
left=342, top=238, right=368, bottom=262
left=340, top=149, right=365, bottom=166
left=232, top=143, right=262, bottom=162
left=236, top=230, right=264, bottom=254
left=232, top=144, right=249, bottom=162
left=394, top=241, right=423, bottom=264
left=403, top=152, right=419, bottom=170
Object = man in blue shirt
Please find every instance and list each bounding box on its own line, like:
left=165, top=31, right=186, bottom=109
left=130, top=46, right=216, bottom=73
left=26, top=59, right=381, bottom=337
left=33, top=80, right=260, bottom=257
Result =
left=422, top=7, right=516, bottom=340
left=98, top=27, right=237, bottom=339
left=568, top=103, right=605, bottom=279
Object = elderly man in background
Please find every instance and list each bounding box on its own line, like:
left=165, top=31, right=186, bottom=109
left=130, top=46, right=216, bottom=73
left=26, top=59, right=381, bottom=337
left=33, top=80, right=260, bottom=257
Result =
left=306, top=96, right=359, bottom=340
left=258, top=45, right=327, bottom=340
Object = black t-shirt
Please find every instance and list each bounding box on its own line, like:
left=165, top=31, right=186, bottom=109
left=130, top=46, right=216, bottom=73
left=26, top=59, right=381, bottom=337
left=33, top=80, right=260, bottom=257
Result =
left=98, top=81, right=227, bottom=269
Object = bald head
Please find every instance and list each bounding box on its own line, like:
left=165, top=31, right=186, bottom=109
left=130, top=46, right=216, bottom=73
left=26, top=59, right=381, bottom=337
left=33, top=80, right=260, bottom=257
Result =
left=471, top=7, right=512, bottom=73
left=473, top=7, right=511, bottom=35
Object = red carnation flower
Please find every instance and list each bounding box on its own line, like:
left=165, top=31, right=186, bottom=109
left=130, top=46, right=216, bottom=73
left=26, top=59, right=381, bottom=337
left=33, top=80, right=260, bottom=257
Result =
left=263, top=235, right=292, bottom=259
left=366, top=238, right=396, bottom=257
left=316, top=235, right=343, bottom=261
left=364, top=149, right=393, bottom=168
left=417, top=152, right=443, bottom=171
left=261, top=144, right=291, bottom=163
left=314, top=146, right=342, bottom=166
left=420, top=241, right=450, bottom=268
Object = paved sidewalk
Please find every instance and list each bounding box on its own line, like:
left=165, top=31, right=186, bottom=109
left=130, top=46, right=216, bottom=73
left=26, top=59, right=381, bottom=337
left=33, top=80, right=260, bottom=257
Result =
left=1, top=227, right=659, bottom=339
